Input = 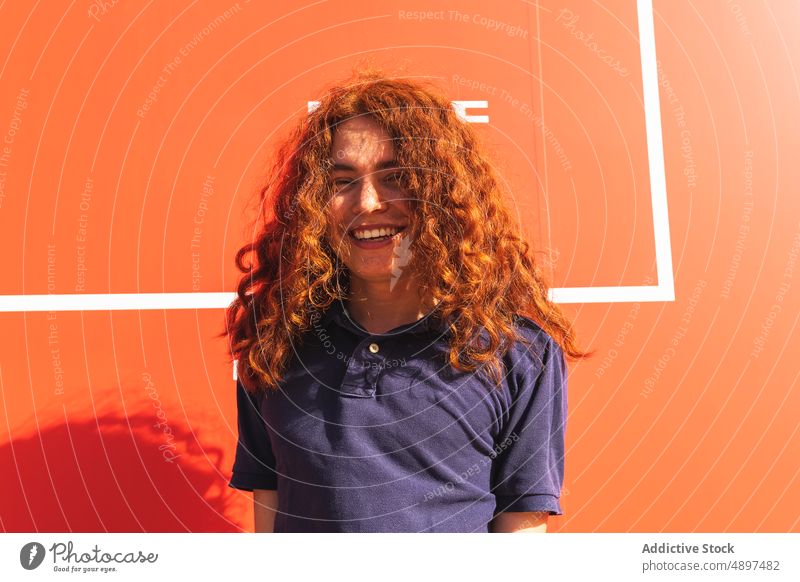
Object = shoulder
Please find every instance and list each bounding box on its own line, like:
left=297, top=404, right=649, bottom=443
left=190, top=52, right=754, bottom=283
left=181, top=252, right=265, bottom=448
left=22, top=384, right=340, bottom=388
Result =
left=509, top=314, right=562, bottom=360
left=236, top=378, right=268, bottom=407
left=502, top=315, right=565, bottom=387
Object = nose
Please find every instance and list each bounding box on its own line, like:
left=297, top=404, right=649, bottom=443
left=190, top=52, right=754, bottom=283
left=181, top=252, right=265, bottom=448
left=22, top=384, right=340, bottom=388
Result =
left=352, top=175, right=385, bottom=213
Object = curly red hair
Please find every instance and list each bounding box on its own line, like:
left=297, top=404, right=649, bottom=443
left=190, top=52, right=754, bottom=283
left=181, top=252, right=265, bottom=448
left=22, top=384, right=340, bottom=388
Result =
left=221, top=68, right=591, bottom=393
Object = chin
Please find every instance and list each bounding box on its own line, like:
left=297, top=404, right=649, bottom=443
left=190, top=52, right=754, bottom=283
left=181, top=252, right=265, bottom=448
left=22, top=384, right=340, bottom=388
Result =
left=351, top=269, right=394, bottom=280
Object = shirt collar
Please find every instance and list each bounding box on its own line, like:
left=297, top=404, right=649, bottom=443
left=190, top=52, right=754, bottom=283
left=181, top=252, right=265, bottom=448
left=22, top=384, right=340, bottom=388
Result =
left=320, top=298, right=448, bottom=336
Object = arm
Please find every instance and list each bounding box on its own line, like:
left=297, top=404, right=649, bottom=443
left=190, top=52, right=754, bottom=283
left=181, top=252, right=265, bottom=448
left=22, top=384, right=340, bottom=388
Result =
left=489, top=511, right=548, bottom=533
left=490, top=334, right=567, bottom=532
left=253, top=489, right=278, bottom=532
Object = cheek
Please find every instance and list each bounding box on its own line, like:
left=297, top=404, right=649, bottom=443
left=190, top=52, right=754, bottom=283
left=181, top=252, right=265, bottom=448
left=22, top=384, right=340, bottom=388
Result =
left=324, top=221, right=339, bottom=249
left=327, top=195, right=343, bottom=218
left=324, top=203, right=347, bottom=246
left=328, top=198, right=350, bottom=230
left=396, top=198, right=412, bottom=215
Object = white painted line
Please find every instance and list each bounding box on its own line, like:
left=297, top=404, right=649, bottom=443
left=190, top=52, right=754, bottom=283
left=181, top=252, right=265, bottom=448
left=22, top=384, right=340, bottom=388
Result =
left=2, top=1, right=672, bottom=313
left=309, top=99, right=489, bottom=122
left=0, top=293, right=236, bottom=312
left=549, top=285, right=673, bottom=304
left=0, top=285, right=669, bottom=312
left=636, top=0, right=675, bottom=302
left=450, top=101, right=490, bottom=123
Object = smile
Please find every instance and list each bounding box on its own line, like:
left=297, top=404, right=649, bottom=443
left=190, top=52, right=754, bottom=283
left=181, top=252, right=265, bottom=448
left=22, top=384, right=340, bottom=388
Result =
left=348, top=225, right=406, bottom=241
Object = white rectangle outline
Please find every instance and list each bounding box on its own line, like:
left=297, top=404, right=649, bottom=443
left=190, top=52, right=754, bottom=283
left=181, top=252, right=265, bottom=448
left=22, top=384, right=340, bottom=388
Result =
left=0, top=0, right=671, bottom=313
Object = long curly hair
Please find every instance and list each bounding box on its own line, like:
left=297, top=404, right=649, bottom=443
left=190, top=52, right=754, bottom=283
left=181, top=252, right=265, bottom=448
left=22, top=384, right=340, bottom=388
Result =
left=221, top=69, right=591, bottom=393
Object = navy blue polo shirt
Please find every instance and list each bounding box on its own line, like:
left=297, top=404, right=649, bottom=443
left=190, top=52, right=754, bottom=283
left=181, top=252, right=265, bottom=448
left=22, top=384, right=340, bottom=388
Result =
left=229, top=299, right=568, bottom=532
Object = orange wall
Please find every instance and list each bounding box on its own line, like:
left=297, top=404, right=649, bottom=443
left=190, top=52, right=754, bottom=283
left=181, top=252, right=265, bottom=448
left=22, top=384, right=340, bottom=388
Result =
left=0, top=1, right=798, bottom=532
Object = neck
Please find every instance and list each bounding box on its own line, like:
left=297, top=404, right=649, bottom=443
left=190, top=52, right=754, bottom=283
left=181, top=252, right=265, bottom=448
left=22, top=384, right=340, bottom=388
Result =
left=345, top=274, right=437, bottom=335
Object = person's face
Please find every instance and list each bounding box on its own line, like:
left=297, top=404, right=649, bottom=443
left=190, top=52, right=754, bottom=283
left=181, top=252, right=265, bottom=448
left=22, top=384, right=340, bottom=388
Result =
left=326, top=116, right=414, bottom=286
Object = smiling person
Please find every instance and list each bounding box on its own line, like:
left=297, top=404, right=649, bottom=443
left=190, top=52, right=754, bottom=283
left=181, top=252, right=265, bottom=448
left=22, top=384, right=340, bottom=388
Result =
left=223, top=69, right=590, bottom=533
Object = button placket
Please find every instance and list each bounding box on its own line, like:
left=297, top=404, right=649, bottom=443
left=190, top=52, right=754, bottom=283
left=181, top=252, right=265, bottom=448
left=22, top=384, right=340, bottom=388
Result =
left=363, top=338, right=384, bottom=392
left=338, top=337, right=384, bottom=397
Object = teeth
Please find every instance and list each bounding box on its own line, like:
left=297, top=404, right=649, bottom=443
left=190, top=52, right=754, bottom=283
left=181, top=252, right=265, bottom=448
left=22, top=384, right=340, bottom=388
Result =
left=352, top=227, right=401, bottom=240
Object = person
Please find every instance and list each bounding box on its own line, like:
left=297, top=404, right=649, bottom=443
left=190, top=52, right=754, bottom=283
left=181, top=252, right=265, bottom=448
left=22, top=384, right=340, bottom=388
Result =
left=222, top=69, right=589, bottom=533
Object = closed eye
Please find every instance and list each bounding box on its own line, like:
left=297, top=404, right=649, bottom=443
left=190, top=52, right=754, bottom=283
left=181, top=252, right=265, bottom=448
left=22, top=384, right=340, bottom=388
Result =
left=333, top=172, right=404, bottom=190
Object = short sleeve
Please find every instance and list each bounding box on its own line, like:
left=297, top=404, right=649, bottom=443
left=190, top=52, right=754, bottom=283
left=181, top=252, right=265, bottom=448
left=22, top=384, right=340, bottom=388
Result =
left=490, top=333, right=568, bottom=515
left=229, top=379, right=278, bottom=491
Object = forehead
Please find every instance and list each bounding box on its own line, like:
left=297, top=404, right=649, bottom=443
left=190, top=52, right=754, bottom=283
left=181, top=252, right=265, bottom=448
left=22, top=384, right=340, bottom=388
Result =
left=330, top=117, right=395, bottom=165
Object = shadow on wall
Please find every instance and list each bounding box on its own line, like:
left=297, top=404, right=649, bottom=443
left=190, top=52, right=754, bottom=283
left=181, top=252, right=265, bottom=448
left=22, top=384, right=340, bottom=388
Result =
left=0, top=411, right=239, bottom=532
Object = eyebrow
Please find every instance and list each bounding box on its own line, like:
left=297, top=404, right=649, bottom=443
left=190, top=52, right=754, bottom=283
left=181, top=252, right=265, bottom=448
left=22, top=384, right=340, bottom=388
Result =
left=331, top=159, right=399, bottom=172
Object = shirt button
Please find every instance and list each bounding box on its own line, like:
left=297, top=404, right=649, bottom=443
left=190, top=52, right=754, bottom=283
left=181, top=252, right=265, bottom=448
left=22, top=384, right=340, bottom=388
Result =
left=368, top=342, right=380, bottom=353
